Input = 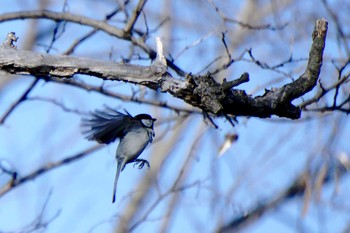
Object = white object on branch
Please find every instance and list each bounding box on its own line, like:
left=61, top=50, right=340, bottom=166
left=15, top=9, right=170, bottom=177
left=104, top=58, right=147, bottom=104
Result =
left=154, top=37, right=167, bottom=66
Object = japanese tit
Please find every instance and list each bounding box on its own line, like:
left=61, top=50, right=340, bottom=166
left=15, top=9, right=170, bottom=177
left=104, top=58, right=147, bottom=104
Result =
left=81, top=107, right=156, bottom=203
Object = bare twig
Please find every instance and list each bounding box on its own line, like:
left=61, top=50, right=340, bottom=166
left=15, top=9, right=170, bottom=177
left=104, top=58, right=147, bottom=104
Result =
left=208, top=0, right=287, bottom=31
left=0, top=78, right=39, bottom=124
left=14, top=191, right=61, bottom=232
left=222, top=72, right=249, bottom=90
left=0, top=145, right=103, bottom=198
left=64, top=7, right=123, bottom=55
left=124, top=0, right=147, bottom=33
left=300, top=60, right=350, bottom=109
left=321, top=0, right=350, bottom=56
left=246, top=48, right=306, bottom=78
left=26, top=96, right=86, bottom=115
left=208, top=32, right=235, bottom=76
left=42, top=76, right=200, bottom=114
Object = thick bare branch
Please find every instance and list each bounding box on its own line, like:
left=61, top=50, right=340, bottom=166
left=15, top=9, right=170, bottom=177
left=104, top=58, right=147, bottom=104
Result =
left=0, top=47, right=167, bottom=89
left=0, top=19, right=328, bottom=119
left=162, top=19, right=328, bottom=119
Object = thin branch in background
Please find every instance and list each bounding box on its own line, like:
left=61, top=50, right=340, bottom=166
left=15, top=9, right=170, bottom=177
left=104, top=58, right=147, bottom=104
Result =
left=339, top=95, right=350, bottom=108
left=332, top=78, right=342, bottom=108
left=223, top=16, right=287, bottom=31
left=207, top=32, right=235, bottom=76
left=209, top=58, right=235, bottom=76
left=174, top=31, right=215, bottom=60
left=305, top=104, right=350, bottom=114
left=207, top=0, right=287, bottom=30
left=141, top=10, right=149, bottom=37
left=321, top=0, right=350, bottom=56
left=44, top=76, right=200, bottom=114
left=130, top=124, right=209, bottom=233
left=332, top=59, right=350, bottom=109
left=342, top=222, right=350, bottom=233
left=26, top=96, right=86, bottom=115
left=0, top=78, right=39, bottom=124
left=147, top=16, right=170, bottom=34
left=300, top=59, right=350, bottom=110
left=129, top=9, right=151, bottom=41
left=0, top=159, right=18, bottom=187
left=132, top=15, right=170, bottom=38
left=0, top=144, right=103, bottom=198
left=198, top=48, right=249, bottom=74
left=159, top=126, right=209, bottom=233
left=44, top=1, right=69, bottom=53
left=64, top=6, right=123, bottom=55
left=269, top=56, right=308, bottom=70
left=244, top=48, right=303, bottom=78
left=116, top=0, right=131, bottom=25
left=198, top=56, right=225, bottom=74
left=30, top=190, right=61, bottom=232
left=124, top=0, right=147, bottom=33
left=247, top=48, right=276, bottom=68
left=64, top=29, right=98, bottom=55
left=221, top=31, right=232, bottom=62
left=15, top=190, right=61, bottom=233
left=46, top=18, right=67, bottom=53
left=204, top=36, right=302, bottom=76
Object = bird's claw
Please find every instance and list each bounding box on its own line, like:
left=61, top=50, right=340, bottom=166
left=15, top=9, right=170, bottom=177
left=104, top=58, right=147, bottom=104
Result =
left=133, top=159, right=150, bottom=169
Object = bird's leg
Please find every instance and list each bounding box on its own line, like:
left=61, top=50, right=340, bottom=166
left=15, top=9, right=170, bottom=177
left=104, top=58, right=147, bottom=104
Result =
left=133, top=159, right=150, bottom=169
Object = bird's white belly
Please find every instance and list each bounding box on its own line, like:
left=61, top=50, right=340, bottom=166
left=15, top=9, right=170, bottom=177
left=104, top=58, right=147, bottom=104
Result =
left=116, top=128, right=150, bottom=159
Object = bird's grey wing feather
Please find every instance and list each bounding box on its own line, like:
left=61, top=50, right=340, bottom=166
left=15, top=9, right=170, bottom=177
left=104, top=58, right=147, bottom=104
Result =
left=81, top=109, right=132, bottom=144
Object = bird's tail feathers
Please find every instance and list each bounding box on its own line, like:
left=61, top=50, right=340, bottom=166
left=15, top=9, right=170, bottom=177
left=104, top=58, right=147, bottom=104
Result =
left=112, top=158, right=127, bottom=203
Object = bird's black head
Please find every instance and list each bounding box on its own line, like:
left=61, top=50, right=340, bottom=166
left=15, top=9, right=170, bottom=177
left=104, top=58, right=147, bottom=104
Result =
left=135, top=114, right=156, bottom=128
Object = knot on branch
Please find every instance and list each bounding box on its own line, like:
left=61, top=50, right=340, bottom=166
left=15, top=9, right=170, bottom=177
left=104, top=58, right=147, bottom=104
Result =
left=186, top=73, right=225, bottom=114
left=222, top=72, right=249, bottom=91
left=2, top=32, right=18, bottom=48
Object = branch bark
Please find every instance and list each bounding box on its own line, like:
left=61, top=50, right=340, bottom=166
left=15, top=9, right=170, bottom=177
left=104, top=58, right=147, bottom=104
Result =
left=0, top=19, right=328, bottom=119
left=0, top=47, right=167, bottom=89
left=0, top=10, right=186, bottom=76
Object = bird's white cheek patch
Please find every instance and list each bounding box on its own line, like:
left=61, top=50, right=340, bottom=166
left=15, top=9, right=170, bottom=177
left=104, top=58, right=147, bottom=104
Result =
left=141, top=119, right=153, bottom=127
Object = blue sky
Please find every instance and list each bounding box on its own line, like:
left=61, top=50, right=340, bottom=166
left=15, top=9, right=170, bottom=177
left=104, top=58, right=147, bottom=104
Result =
left=0, top=1, right=349, bottom=233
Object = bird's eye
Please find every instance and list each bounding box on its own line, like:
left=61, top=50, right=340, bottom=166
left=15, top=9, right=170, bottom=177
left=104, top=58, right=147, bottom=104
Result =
left=141, top=119, right=153, bottom=127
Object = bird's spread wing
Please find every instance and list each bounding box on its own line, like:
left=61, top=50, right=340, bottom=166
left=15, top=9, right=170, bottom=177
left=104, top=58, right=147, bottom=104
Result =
left=81, top=108, right=132, bottom=144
